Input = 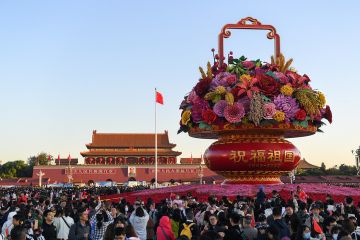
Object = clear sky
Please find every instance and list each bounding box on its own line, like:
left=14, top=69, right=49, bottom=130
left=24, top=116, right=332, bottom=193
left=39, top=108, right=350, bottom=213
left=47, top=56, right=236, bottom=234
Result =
left=0, top=1, right=359, bottom=168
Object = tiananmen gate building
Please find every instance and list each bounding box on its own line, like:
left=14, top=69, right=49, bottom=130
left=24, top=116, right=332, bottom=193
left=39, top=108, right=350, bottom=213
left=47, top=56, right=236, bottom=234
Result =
left=32, top=130, right=217, bottom=185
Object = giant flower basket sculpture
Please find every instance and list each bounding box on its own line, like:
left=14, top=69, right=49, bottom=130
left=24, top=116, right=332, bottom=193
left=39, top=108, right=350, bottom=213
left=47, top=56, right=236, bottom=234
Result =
left=179, top=17, right=332, bottom=184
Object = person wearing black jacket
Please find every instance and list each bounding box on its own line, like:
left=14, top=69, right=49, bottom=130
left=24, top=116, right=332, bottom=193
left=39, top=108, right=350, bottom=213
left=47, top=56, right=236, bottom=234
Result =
left=269, top=207, right=290, bottom=239
left=256, top=186, right=266, bottom=207
left=42, top=209, right=57, bottom=240
left=344, top=196, right=357, bottom=216
left=224, top=212, right=244, bottom=240
left=283, top=204, right=301, bottom=240
left=201, top=214, right=226, bottom=235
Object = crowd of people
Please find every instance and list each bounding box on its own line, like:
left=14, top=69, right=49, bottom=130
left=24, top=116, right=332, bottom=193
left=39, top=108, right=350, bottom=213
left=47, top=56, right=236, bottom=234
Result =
left=0, top=185, right=360, bottom=240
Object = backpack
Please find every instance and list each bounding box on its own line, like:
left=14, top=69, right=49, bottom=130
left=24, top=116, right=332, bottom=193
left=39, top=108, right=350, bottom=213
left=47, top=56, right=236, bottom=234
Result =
left=180, top=223, right=195, bottom=239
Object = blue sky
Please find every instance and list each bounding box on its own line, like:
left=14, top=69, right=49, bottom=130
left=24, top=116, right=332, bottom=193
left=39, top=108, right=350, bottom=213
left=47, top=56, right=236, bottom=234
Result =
left=0, top=1, right=359, bottom=167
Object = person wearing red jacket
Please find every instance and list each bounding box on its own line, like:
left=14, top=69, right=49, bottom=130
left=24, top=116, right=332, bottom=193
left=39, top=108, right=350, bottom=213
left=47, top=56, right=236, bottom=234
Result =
left=17, top=193, right=27, bottom=204
left=156, top=216, right=176, bottom=240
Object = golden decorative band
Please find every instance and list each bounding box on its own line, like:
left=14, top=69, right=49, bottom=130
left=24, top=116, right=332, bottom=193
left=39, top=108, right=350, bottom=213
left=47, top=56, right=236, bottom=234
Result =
left=223, top=175, right=281, bottom=182
left=216, top=170, right=288, bottom=176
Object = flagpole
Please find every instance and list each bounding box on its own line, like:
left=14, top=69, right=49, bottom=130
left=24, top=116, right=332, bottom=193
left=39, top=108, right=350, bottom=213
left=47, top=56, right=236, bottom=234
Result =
left=155, top=88, right=158, bottom=188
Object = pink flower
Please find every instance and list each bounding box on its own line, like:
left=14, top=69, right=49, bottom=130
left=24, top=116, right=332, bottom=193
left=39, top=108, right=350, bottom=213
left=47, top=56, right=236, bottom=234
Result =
left=242, top=61, right=255, bottom=69
left=274, top=72, right=289, bottom=84
left=187, top=90, right=199, bottom=103
left=223, top=103, right=245, bottom=123
left=223, top=74, right=237, bottom=86
left=263, top=103, right=276, bottom=119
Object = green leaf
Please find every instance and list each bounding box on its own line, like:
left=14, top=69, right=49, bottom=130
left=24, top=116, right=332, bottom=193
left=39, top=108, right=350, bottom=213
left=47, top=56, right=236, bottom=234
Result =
left=293, top=121, right=301, bottom=126
left=260, top=119, right=278, bottom=126
left=239, top=56, right=247, bottom=61
left=261, top=95, right=272, bottom=102
left=198, top=122, right=211, bottom=130
left=212, top=94, right=222, bottom=103
left=265, top=71, right=276, bottom=79
left=299, top=120, right=309, bottom=128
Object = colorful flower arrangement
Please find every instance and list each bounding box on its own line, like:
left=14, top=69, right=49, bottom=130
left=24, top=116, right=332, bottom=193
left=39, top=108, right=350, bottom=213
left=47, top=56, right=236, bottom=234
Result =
left=179, top=50, right=332, bottom=134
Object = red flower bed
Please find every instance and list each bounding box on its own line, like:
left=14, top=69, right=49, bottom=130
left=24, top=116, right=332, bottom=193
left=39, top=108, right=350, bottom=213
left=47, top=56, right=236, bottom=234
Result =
left=100, top=184, right=360, bottom=204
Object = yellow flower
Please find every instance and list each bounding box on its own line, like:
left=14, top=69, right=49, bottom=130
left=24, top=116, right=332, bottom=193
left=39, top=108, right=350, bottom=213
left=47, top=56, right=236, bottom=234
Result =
left=181, top=110, right=191, bottom=125
left=215, top=86, right=226, bottom=95
left=317, top=92, right=326, bottom=108
left=280, top=85, right=294, bottom=96
left=273, top=111, right=286, bottom=122
left=240, top=74, right=252, bottom=82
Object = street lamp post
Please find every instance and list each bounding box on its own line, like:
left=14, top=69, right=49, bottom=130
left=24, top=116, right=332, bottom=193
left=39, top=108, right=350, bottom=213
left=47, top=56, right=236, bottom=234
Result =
left=352, top=146, right=360, bottom=175
left=198, top=164, right=204, bottom=185
left=289, top=170, right=295, bottom=184
left=66, top=165, right=73, bottom=184
left=36, top=170, right=45, bottom=187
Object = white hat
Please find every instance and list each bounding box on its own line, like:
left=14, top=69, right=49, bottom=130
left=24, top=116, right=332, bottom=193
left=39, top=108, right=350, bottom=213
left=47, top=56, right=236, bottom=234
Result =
left=348, top=214, right=357, bottom=220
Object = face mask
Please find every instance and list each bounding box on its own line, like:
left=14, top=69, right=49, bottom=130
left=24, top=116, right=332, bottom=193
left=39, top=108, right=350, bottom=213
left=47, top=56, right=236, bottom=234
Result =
left=332, top=233, right=338, bottom=240
left=303, top=232, right=311, bottom=239
left=125, top=207, right=128, bottom=212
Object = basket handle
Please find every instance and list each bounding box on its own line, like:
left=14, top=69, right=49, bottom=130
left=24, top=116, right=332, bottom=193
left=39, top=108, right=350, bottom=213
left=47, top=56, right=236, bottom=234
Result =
left=218, top=17, right=281, bottom=66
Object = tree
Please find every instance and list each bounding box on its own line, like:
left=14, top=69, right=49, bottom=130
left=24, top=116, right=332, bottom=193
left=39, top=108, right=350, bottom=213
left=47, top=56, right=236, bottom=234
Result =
left=338, top=164, right=357, bottom=175
left=0, top=160, right=32, bottom=178
left=28, top=152, right=51, bottom=166
left=297, top=163, right=359, bottom=176
left=320, top=162, right=326, bottom=174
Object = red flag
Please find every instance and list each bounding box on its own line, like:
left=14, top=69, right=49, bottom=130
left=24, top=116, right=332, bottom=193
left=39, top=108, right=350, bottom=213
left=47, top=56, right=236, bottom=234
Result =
left=251, top=214, right=256, bottom=228
left=68, top=154, right=71, bottom=162
left=47, top=155, right=51, bottom=161
left=156, top=91, right=163, bottom=105
left=313, top=218, right=323, bottom=234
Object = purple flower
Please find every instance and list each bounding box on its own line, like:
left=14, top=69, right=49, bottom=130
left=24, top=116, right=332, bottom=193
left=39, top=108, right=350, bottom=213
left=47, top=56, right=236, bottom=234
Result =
left=273, top=95, right=299, bottom=121
left=191, top=98, right=209, bottom=122
left=213, top=100, right=228, bottom=117
left=191, top=105, right=203, bottom=122
left=263, top=103, right=276, bottom=119
left=224, top=103, right=245, bottom=123
left=210, top=72, right=232, bottom=90
left=187, top=90, right=199, bottom=103
left=237, top=96, right=251, bottom=112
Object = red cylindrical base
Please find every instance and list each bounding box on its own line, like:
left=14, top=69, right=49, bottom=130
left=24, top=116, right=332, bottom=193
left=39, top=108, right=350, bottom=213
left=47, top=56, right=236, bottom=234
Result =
left=204, top=134, right=301, bottom=184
